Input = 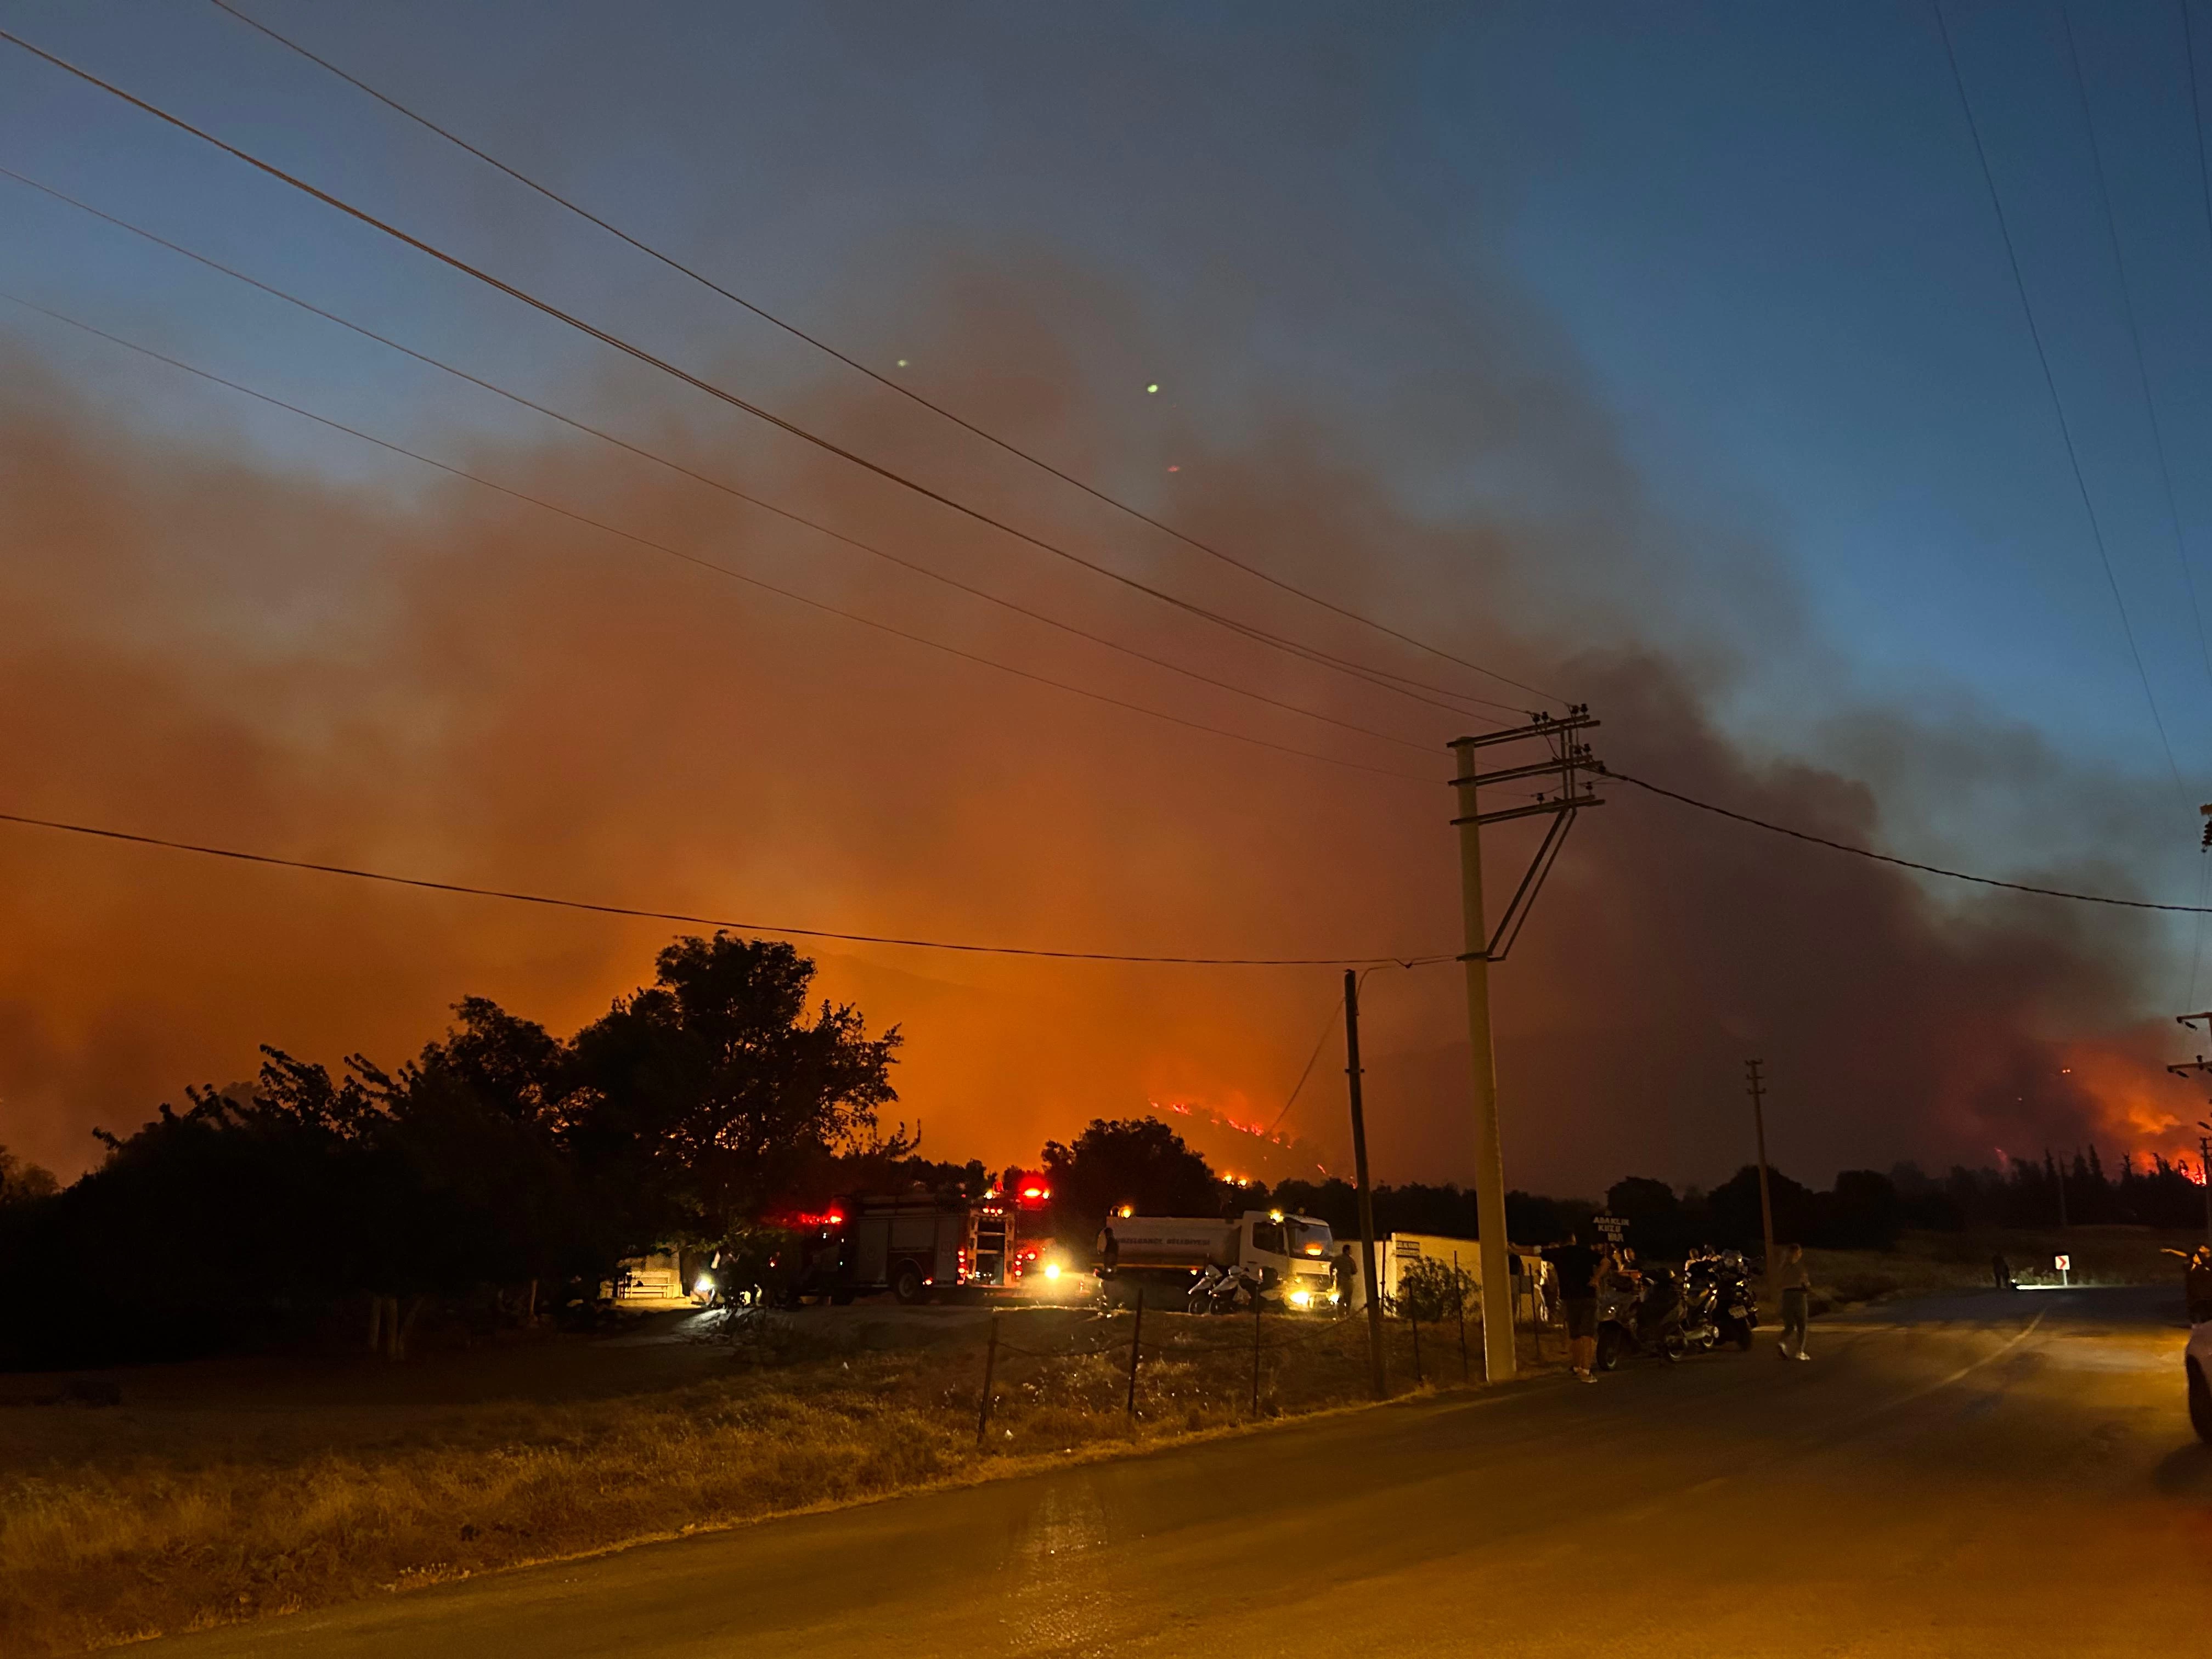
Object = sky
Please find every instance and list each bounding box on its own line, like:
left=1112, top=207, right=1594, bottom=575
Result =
left=5, top=2, right=2212, bottom=1198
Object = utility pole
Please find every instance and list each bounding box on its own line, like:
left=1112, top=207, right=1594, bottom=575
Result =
left=2200, top=1124, right=2212, bottom=1242
left=1343, top=968, right=1387, bottom=1401
left=1746, top=1059, right=1778, bottom=1304
left=1449, top=707, right=1605, bottom=1384
left=2165, top=1014, right=2212, bottom=1239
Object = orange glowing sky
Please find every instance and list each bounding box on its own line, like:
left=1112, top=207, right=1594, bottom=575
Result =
left=6, top=6, right=2211, bottom=1197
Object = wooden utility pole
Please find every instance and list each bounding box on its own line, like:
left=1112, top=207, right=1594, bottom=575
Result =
left=1449, top=708, right=1605, bottom=1384
left=2165, top=1017, right=2212, bottom=1239
left=2200, top=1128, right=2212, bottom=1240
left=1344, top=969, right=1387, bottom=1401
left=1746, top=1059, right=1778, bottom=1304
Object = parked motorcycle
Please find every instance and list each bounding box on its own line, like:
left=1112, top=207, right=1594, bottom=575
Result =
left=1187, top=1265, right=1225, bottom=1315
left=1187, top=1263, right=1262, bottom=1315
left=1211, top=1265, right=1267, bottom=1315
left=1595, top=1270, right=1685, bottom=1369
left=1697, top=1252, right=1758, bottom=1351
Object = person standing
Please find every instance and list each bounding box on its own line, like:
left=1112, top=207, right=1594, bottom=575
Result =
left=1331, top=1242, right=1359, bottom=1313
left=1776, top=1243, right=1813, bottom=1361
left=1544, top=1233, right=1602, bottom=1383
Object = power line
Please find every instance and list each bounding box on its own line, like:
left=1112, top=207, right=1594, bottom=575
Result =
left=2065, top=4, right=2212, bottom=1025
left=1610, top=770, right=2212, bottom=914
left=0, top=164, right=1469, bottom=751
left=1266, top=975, right=1363, bottom=1136
left=1933, top=1, right=2188, bottom=794
left=0, top=26, right=1530, bottom=726
left=203, top=0, right=1561, bottom=708
left=0, top=288, right=1437, bottom=786
left=2061, top=7, right=2212, bottom=701
left=0, top=807, right=1457, bottom=967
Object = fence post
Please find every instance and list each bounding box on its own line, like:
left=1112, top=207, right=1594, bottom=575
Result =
left=1453, top=1251, right=1471, bottom=1384
left=1409, top=1303, right=1424, bottom=1386
left=1251, top=1294, right=1263, bottom=1415
left=975, top=1311, right=1000, bottom=1448
left=1125, top=1288, right=1144, bottom=1420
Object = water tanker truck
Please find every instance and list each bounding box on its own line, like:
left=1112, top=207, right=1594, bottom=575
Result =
left=1103, top=1209, right=1341, bottom=1309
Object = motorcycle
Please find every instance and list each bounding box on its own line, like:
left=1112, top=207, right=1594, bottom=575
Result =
left=1699, top=1252, right=1758, bottom=1351
left=1187, top=1265, right=1225, bottom=1315
left=1210, top=1265, right=1265, bottom=1316
left=1595, top=1270, right=1685, bottom=1370
left=1187, top=1264, right=1260, bottom=1315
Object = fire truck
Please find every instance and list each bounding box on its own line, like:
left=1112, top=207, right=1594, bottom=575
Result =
left=785, top=1171, right=1069, bottom=1305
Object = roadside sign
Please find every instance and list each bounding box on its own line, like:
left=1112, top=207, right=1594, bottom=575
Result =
left=2054, top=1254, right=2071, bottom=1272
left=1593, top=1214, right=1628, bottom=1243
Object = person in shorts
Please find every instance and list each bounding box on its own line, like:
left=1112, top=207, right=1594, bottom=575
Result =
left=1545, top=1233, right=1602, bottom=1383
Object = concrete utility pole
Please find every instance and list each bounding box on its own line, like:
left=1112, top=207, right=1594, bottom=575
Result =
left=1746, top=1059, right=1778, bottom=1304
left=1449, top=707, right=1605, bottom=1384
left=1343, top=969, right=1387, bottom=1400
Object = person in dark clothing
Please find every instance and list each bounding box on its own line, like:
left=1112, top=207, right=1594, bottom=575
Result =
left=1776, top=1243, right=1813, bottom=1360
left=1096, top=1224, right=1120, bottom=1277
left=1331, top=1243, right=1360, bottom=1312
left=2165, top=1244, right=2212, bottom=1324
left=1991, top=1252, right=2014, bottom=1293
left=1544, top=1234, right=1602, bottom=1383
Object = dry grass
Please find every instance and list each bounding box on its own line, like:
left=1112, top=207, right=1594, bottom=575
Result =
left=0, top=1306, right=1512, bottom=1655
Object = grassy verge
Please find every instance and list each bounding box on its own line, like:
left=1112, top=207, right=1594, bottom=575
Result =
left=0, top=1305, right=1521, bottom=1655
left=1803, top=1226, right=2199, bottom=1312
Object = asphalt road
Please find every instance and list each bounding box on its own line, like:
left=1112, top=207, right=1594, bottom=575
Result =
left=154, top=1286, right=2212, bottom=1658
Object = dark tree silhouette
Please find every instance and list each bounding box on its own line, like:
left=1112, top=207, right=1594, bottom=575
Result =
left=1041, top=1117, right=1223, bottom=1232
left=0, top=1143, right=57, bottom=1204
left=567, top=934, right=902, bottom=1243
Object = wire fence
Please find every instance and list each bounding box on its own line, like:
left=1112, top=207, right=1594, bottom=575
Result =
left=969, top=1289, right=1556, bottom=1444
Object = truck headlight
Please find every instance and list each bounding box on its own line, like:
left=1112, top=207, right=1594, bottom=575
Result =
left=1043, top=1262, right=1062, bottom=1280
left=1288, top=1289, right=1312, bottom=1308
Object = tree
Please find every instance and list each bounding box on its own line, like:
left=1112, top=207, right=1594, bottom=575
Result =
left=0, top=1142, right=57, bottom=1205
left=1824, top=1169, right=1902, bottom=1249
left=568, top=934, right=902, bottom=1244
left=1708, top=1164, right=1815, bottom=1249
left=1605, top=1175, right=1692, bottom=1256
left=1040, top=1117, right=1222, bottom=1232
left=1391, top=1255, right=1475, bottom=1325
left=371, top=1002, right=610, bottom=1294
